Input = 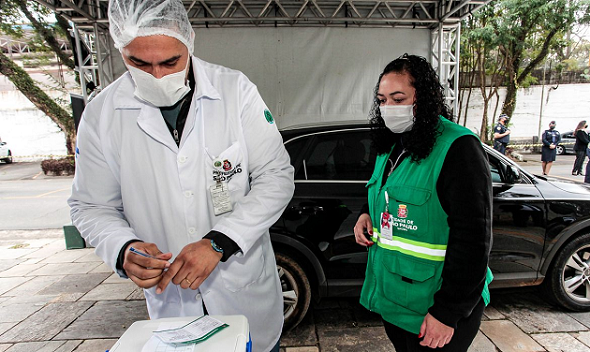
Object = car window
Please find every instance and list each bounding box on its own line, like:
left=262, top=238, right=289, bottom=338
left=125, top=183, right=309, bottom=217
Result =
left=487, top=152, right=528, bottom=184
left=291, top=130, right=375, bottom=181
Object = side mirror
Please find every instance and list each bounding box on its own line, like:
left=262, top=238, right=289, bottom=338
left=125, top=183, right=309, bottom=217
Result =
left=506, top=165, right=521, bottom=184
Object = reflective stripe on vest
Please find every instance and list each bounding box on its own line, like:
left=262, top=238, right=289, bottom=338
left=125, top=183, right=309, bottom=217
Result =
left=372, top=228, right=447, bottom=261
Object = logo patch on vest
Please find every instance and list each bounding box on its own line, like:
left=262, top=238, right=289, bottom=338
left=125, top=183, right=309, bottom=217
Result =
left=397, top=204, right=407, bottom=218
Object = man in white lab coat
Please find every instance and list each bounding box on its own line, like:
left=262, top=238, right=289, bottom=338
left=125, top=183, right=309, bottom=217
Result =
left=68, top=1, right=294, bottom=351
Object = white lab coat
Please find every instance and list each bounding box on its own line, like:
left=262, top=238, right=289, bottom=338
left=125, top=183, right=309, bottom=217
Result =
left=68, top=56, right=295, bottom=352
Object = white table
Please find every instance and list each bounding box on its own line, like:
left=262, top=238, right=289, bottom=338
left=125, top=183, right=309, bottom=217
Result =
left=109, top=315, right=250, bottom=352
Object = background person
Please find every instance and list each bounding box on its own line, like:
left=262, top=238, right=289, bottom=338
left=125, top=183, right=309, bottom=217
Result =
left=541, top=121, right=561, bottom=175
left=67, top=1, right=294, bottom=351
left=353, top=54, right=492, bottom=352
left=493, top=114, right=511, bottom=155
left=572, top=120, right=589, bottom=176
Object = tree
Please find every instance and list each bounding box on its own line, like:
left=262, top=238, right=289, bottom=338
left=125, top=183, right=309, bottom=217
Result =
left=0, top=0, right=78, bottom=155
left=460, top=4, right=506, bottom=141
left=492, top=0, right=590, bottom=117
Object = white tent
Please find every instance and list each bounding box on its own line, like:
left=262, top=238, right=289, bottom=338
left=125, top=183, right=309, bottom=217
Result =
left=33, top=0, right=491, bottom=125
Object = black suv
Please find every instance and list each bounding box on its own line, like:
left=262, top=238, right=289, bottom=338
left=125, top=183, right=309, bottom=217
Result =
left=557, top=131, right=576, bottom=155
left=271, top=122, right=590, bottom=330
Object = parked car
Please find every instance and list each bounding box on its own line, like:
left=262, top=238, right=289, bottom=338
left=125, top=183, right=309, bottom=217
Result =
left=272, top=122, right=590, bottom=330
left=0, top=139, right=12, bottom=164
left=556, top=131, right=576, bottom=155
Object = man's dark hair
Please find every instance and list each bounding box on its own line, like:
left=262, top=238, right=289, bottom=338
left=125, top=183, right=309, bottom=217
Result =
left=369, top=53, right=452, bottom=162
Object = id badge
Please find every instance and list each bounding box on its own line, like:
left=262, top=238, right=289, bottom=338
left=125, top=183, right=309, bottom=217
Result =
left=210, top=181, right=232, bottom=215
left=380, top=211, right=393, bottom=241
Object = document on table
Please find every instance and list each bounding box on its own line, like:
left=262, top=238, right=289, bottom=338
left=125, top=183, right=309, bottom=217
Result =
left=141, top=316, right=228, bottom=352
left=142, top=336, right=195, bottom=352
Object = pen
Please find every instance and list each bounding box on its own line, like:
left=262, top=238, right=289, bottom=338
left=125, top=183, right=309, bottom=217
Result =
left=129, top=246, right=159, bottom=260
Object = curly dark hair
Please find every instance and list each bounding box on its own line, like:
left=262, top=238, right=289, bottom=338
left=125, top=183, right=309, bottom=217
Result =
left=369, top=54, right=452, bottom=162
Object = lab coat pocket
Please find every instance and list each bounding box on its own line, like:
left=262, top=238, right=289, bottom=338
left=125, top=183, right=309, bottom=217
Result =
left=381, top=254, right=440, bottom=315
left=205, top=141, right=248, bottom=208
left=219, top=240, right=266, bottom=292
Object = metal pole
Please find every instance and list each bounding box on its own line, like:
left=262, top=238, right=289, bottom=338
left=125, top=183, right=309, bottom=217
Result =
left=453, top=23, right=461, bottom=118
left=72, top=23, right=88, bottom=102
left=94, top=22, right=105, bottom=87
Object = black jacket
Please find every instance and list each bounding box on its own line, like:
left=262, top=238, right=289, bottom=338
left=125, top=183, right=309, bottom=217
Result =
left=574, top=130, right=590, bottom=151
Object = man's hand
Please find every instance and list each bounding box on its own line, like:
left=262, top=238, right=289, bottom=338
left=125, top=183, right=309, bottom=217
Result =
left=354, top=213, right=374, bottom=247
left=418, top=313, right=455, bottom=349
left=156, top=239, right=223, bottom=294
left=123, top=242, right=172, bottom=289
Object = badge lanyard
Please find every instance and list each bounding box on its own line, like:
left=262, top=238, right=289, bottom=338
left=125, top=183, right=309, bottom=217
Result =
left=380, top=190, right=393, bottom=241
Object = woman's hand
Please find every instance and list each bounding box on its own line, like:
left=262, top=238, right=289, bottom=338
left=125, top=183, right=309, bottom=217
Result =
left=418, top=313, right=455, bottom=349
left=354, top=213, right=374, bottom=246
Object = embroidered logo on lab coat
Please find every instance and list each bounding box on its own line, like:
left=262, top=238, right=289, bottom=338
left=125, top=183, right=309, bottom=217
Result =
left=264, top=109, right=274, bottom=124
left=213, top=160, right=243, bottom=182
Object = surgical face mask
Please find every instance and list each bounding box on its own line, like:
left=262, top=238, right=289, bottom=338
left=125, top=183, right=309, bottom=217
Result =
left=379, top=105, right=415, bottom=133
left=127, top=58, right=190, bottom=107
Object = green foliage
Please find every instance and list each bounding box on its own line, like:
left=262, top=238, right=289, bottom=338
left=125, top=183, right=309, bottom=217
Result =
left=461, top=0, right=590, bottom=118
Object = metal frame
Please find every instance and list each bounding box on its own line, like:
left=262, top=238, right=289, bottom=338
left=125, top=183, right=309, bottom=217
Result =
left=32, top=0, right=491, bottom=105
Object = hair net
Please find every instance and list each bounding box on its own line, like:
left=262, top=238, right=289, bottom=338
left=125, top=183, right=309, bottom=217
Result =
left=108, top=0, right=195, bottom=53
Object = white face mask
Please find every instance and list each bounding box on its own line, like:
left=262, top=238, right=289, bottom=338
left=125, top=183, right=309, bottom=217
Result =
left=379, top=105, right=415, bottom=133
left=127, top=57, right=190, bottom=107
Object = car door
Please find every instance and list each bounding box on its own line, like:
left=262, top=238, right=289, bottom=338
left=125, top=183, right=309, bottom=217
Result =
left=486, top=148, right=547, bottom=287
left=281, top=128, right=375, bottom=296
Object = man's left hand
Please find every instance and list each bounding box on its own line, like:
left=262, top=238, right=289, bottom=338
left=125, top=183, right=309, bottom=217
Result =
left=418, top=313, right=454, bottom=349
left=156, top=239, right=222, bottom=294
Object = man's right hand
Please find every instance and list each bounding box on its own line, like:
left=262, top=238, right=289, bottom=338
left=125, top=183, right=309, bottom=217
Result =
left=123, top=242, right=172, bottom=289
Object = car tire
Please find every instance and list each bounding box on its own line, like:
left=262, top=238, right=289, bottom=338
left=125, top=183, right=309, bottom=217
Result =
left=544, top=233, right=590, bottom=311
left=556, top=145, right=565, bottom=155
left=276, top=252, right=311, bottom=331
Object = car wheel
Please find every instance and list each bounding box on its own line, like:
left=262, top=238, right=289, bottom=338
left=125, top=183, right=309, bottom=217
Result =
left=276, top=252, right=311, bottom=330
left=544, top=233, right=590, bottom=311
left=556, top=145, right=565, bottom=155
left=4, top=151, right=12, bottom=164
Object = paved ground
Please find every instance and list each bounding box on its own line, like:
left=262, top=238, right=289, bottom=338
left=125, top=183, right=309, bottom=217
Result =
left=0, top=154, right=588, bottom=352
left=0, top=229, right=589, bottom=352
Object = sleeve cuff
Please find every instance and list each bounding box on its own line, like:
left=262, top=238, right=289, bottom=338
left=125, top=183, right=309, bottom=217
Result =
left=204, top=231, right=240, bottom=262
left=116, top=239, right=143, bottom=278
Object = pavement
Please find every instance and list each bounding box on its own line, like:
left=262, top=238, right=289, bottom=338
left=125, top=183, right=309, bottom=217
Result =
left=0, top=154, right=589, bottom=352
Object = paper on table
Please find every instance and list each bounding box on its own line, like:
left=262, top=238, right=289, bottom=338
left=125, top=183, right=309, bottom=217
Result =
left=153, top=316, right=228, bottom=344
left=142, top=335, right=195, bottom=352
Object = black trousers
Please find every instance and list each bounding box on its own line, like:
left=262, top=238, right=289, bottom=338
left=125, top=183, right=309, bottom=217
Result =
left=573, top=150, right=586, bottom=174
left=381, top=299, right=485, bottom=352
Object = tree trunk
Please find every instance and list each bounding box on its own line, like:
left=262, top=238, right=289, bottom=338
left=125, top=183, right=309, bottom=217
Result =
left=0, top=51, right=76, bottom=155
left=15, top=0, right=76, bottom=70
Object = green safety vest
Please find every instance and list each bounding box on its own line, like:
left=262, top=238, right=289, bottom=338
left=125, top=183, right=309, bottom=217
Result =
left=360, top=117, right=493, bottom=334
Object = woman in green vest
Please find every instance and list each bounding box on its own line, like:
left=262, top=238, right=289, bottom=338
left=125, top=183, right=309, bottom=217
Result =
left=354, top=54, right=493, bottom=351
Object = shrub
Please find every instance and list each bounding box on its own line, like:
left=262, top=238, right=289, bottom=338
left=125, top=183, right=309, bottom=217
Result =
left=41, top=156, right=75, bottom=176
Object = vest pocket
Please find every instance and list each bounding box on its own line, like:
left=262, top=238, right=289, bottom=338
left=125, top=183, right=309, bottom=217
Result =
left=381, top=253, right=440, bottom=315
left=386, top=185, right=431, bottom=237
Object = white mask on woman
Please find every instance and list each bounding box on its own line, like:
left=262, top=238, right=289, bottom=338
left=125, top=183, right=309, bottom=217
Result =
left=127, top=57, right=190, bottom=107
left=379, top=105, right=415, bottom=133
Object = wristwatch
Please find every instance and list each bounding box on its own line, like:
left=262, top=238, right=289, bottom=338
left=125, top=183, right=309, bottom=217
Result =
left=210, top=239, right=224, bottom=255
